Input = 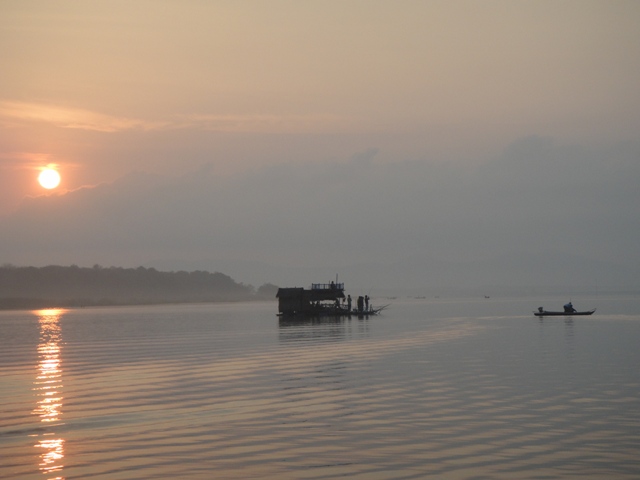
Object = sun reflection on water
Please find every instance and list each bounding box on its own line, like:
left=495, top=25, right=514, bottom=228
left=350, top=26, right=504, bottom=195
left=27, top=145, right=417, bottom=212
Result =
left=32, top=308, right=66, bottom=478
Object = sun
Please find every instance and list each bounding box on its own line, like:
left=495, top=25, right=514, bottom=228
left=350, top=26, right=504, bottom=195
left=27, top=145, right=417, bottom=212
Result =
left=38, top=168, right=61, bottom=189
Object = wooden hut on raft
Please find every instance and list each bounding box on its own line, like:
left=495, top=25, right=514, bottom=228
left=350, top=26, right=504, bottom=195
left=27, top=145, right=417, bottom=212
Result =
left=276, top=282, right=345, bottom=316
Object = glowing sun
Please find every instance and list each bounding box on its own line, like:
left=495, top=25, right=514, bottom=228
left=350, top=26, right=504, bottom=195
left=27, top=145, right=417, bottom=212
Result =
left=38, top=168, right=61, bottom=189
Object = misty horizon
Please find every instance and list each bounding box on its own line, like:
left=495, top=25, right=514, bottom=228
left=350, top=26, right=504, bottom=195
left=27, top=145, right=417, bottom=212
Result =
left=1, top=2, right=639, bottom=296
left=3, top=135, right=639, bottom=296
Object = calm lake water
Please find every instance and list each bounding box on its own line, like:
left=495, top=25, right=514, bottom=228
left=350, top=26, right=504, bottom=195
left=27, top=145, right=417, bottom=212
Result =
left=1, top=294, right=639, bottom=479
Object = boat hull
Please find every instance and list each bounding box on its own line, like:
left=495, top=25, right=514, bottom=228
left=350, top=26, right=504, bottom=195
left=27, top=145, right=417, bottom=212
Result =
left=534, top=309, right=596, bottom=317
left=277, top=305, right=389, bottom=318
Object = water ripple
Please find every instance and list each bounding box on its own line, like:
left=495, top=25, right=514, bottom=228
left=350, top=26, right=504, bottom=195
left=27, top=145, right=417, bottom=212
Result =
left=1, top=301, right=640, bottom=479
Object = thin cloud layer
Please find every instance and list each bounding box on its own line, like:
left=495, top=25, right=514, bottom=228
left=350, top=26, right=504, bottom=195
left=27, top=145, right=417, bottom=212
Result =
left=0, top=101, right=355, bottom=135
left=2, top=137, right=638, bottom=291
left=0, top=101, right=162, bottom=132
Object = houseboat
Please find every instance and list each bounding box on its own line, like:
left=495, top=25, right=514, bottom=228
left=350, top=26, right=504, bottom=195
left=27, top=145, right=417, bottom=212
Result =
left=276, top=282, right=386, bottom=317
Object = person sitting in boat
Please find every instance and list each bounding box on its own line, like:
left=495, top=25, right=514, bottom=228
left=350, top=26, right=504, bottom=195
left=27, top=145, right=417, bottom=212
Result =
left=538, top=307, right=544, bottom=313
left=564, top=302, right=577, bottom=313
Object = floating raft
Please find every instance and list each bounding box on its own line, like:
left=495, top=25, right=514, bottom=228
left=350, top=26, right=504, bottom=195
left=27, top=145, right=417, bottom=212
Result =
left=277, top=304, right=389, bottom=318
left=276, top=282, right=388, bottom=317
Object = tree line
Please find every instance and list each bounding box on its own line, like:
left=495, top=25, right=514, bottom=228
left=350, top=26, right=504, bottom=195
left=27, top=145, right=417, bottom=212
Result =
left=0, top=264, right=279, bottom=310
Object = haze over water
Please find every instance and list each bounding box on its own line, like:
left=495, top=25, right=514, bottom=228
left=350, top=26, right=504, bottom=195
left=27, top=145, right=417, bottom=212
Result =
left=1, top=295, right=639, bottom=479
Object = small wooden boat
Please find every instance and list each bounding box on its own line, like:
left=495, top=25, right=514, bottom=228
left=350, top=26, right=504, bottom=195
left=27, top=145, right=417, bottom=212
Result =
left=534, top=309, right=596, bottom=317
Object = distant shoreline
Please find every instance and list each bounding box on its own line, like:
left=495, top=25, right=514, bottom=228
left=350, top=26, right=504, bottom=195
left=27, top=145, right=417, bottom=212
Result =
left=0, top=264, right=279, bottom=311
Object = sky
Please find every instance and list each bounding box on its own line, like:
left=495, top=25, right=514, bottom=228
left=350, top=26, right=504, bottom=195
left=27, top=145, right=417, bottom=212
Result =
left=1, top=1, right=639, bottom=294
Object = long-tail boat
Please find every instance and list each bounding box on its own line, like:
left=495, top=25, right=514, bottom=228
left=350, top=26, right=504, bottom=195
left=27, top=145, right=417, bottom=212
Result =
left=534, top=307, right=596, bottom=317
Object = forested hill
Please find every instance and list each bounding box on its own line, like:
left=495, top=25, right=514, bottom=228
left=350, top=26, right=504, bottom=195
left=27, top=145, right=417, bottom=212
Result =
left=0, top=265, right=278, bottom=310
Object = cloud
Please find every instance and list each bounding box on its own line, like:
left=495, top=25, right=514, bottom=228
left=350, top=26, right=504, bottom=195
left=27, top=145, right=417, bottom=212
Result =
left=0, top=151, right=56, bottom=170
left=173, top=113, right=357, bottom=134
left=0, top=100, right=356, bottom=134
left=0, top=101, right=166, bottom=132
left=2, top=137, right=639, bottom=290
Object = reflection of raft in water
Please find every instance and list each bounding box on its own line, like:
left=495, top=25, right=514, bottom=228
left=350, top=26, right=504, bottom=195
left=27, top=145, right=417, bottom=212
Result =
left=276, top=282, right=388, bottom=317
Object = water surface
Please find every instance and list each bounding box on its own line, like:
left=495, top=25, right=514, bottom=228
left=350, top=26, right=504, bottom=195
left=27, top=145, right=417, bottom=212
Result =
left=1, top=295, right=639, bottom=479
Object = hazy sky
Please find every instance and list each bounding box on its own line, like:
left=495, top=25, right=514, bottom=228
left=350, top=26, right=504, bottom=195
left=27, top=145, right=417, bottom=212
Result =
left=1, top=1, right=639, bottom=292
